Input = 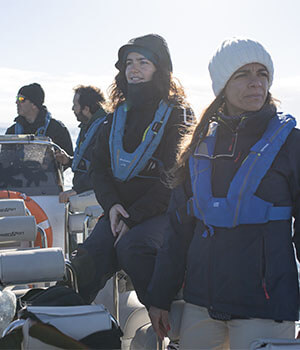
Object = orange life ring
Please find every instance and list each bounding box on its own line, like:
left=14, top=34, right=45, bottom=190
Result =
left=0, top=190, right=53, bottom=248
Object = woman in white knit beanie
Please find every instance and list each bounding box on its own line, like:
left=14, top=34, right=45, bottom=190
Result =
left=147, top=37, right=300, bottom=349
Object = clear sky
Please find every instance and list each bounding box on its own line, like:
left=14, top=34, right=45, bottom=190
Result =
left=1, top=0, right=299, bottom=131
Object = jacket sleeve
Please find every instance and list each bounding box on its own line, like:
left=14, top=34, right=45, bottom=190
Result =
left=89, top=116, right=123, bottom=214
left=48, top=120, right=74, bottom=157
left=61, top=127, right=74, bottom=157
left=123, top=107, right=194, bottom=227
left=5, top=124, right=16, bottom=134
left=289, top=130, right=300, bottom=262
left=146, top=181, right=196, bottom=310
left=72, top=172, right=92, bottom=194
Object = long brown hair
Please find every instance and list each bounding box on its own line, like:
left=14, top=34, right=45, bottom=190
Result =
left=165, top=91, right=278, bottom=189
left=107, top=66, right=189, bottom=111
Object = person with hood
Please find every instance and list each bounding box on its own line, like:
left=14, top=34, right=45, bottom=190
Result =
left=71, top=34, right=194, bottom=305
left=56, top=85, right=107, bottom=203
left=6, top=83, right=73, bottom=156
left=147, top=37, right=300, bottom=349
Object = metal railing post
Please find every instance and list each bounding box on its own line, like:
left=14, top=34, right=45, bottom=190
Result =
left=113, top=273, right=119, bottom=323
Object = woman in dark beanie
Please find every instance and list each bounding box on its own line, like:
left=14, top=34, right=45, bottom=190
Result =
left=6, top=83, right=73, bottom=156
left=71, top=34, right=193, bottom=305
left=147, top=37, right=300, bottom=349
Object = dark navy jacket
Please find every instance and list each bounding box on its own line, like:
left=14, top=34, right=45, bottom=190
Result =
left=148, top=105, right=300, bottom=321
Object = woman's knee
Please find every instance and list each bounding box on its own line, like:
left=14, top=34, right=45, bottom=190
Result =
left=116, top=228, right=158, bottom=261
left=115, top=231, right=135, bottom=266
left=116, top=217, right=166, bottom=270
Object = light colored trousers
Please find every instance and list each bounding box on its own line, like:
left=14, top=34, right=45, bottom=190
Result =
left=178, top=303, right=295, bottom=350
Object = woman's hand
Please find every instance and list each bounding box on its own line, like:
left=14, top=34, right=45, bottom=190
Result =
left=148, top=306, right=170, bottom=340
left=109, top=204, right=130, bottom=244
left=113, top=220, right=129, bottom=247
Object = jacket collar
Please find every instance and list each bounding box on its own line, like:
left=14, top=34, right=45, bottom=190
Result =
left=216, top=104, right=277, bottom=136
left=15, top=106, right=48, bottom=129
left=78, top=107, right=106, bottom=131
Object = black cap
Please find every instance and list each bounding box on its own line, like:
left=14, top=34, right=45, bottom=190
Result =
left=18, top=83, right=45, bottom=108
left=115, top=34, right=173, bottom=73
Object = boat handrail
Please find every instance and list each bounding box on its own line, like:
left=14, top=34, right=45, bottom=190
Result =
left=0, top=138, right=62, bottom=151
left=0, top=135, right=50, bottom=142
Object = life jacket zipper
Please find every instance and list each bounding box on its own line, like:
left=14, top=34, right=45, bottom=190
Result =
left=269, top=120, right=289, bottom=143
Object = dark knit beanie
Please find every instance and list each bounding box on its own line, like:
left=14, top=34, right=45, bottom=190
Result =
left=115, top=34, right=173, bottom=73
left=18, top=83, right=45, bottom=108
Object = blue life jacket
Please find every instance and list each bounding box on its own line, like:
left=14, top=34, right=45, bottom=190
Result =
left=15, top=112, right=52, bottom=136
left=72, top=116, right=106, bottom=173
left=109, top=101, right=173, bottom=182
left=189, top=114, right=295, bottom=233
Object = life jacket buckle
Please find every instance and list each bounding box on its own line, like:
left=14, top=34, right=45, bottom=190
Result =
left=152, top=121, right=163, bottom=134
left=202, top=224, right=214, bottom=238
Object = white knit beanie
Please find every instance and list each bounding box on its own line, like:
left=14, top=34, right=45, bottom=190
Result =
left=208, top=37, right=274, bottom=96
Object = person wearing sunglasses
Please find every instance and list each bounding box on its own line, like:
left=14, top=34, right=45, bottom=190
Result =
left=147, top=37, right=300, bottom=349
left=70, top=34, right=194, bottom=306
left=6, top=83, right=73, bottom=157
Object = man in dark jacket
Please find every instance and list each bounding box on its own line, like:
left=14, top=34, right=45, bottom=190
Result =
left=6, top=83, right=73, bottom=157
left=56, top=85, right=107, bottom=203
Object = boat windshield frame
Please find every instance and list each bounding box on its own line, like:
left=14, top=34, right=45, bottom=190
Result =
left=0, top=135, right=64, bottom=196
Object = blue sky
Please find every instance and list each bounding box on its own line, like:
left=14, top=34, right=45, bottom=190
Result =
left=1, top=0, right=299, bottom=130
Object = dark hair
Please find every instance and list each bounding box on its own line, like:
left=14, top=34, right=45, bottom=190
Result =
left=107, top=67, right=188, bottom=111
left=73, top=85, right=106, bottom=114
left=165, top=91, right=279, bottom=188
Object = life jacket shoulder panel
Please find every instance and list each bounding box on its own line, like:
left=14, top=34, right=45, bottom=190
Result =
left=109, top=101, right=173, bottom=182
left=72, top=116, right=106, bottom=173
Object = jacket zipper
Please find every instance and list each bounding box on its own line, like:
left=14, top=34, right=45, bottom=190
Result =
left=261, top=238, right=270, bottom=300
left=207, top=234, right=214, bottom=311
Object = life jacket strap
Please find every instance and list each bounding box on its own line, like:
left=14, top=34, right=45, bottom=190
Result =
left=268, top=206, right=292, bottom=221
